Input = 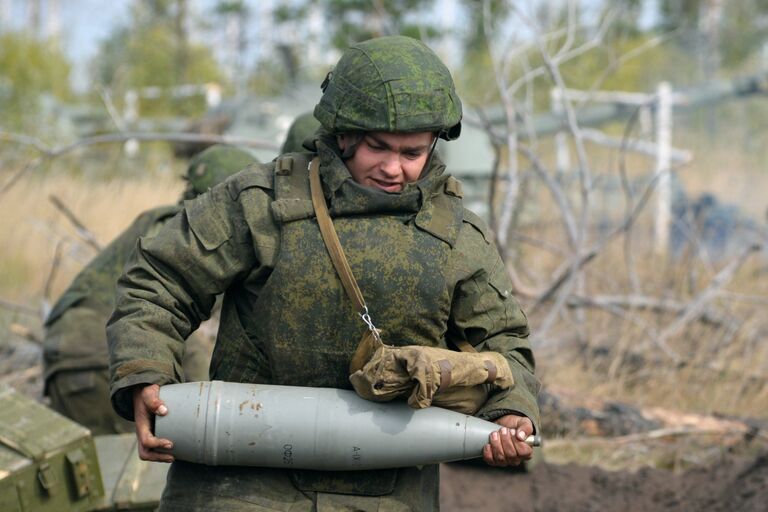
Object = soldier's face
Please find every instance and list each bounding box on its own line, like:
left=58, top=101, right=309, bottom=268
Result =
left=338, top=132, right=435, bottom=193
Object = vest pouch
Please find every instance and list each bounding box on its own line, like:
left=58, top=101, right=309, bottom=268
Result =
left=289, top=468, right=398, bottom=496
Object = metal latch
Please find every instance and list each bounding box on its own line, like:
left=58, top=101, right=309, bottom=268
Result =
left=66, top=449, right=92, bottom=498
left=37, top=461, right=58, bottom=496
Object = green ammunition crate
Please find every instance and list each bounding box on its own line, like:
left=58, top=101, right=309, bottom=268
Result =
left=0, top=384, right=104, bottom=512
left=92, top=434, right=169, bottom=511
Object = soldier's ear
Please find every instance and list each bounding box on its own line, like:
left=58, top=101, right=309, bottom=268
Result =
left=337, top=134, right=348, bottom=152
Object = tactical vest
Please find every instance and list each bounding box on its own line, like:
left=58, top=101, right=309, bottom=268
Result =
left=231, top=151, right=465, bottom=496
left=250, top=152, right=465, bottom=390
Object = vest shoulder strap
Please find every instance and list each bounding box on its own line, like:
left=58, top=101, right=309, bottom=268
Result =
left=226, top=162, right=274, bottom=201
left=461, top=207, right=494, bottom=245
left=270, top=152, right=315, bottom=223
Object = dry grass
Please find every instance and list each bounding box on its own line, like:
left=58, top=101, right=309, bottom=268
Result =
left=0, top=171, right=182, bottom=305
left=524, top=219, right=768, bottom=418
left=520, top=201, right=768, bottom=418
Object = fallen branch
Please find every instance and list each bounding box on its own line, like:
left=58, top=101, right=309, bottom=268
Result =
left=43, top=238, right=67, bottom=312
left=49, top=195, right=102, bottom=251
left=654, top=243, right=762, bottom=356
left=566, top=294, right=732, bottom=329
left=0, top=365, right=42, bottom=385
left=0, top=298, right=39, bottom=317
left=541, top=384, right=768, bottom=442
left=8, top=323, right=43, bottom=344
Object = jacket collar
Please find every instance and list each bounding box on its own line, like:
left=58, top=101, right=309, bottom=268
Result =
left=313, top=136, right=449, bottom=217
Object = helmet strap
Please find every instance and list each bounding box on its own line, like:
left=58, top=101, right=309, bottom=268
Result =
left=420, top=133, right=440, bottom=178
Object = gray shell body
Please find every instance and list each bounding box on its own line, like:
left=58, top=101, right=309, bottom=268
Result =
left=155, top=381, right=506, bottom=470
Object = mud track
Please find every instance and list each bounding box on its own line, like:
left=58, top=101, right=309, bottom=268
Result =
left=440, top=451, right=768, bottom=512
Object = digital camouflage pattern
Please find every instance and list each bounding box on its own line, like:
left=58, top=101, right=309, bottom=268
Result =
left=183, top=145, right=257, bottom=200
left=44, top=145, right=255, bottom=435
left=107, top=136, right=539, bottom=511
left=314, top=36, right=463, bottom=140
left=44, top=204, right=182, bottom=435
left=349, top=337, right=514, bottom=415
left=159, top=461, right=438, bottom=512
left=280, top=111, right=321, bottom=154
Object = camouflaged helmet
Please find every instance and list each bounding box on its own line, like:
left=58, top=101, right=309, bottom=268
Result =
left=183, top=144, right=256, bottom=199
left=314, top=35, right=462, bottom=140
left=281, top=112, right=321, bottom=153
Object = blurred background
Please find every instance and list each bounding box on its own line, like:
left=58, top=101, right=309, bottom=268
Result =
left=1, top=1, right=768, bottom=508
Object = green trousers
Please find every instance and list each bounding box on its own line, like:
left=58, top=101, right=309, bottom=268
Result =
left=48, top=369, right=134, bottom=435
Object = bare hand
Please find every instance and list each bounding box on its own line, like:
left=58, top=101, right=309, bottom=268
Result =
left=133, top=384, right=174, bottom=463
left=482, top=413, right=534, bottom=467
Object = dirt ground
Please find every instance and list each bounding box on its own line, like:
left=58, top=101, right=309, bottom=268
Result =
left=440, top=450, right=768, bottom=512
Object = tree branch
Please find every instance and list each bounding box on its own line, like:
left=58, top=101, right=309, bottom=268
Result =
left=654, top=243, right=762, bottom=357
left=529, top=169, right=664, bottom=313
left=0, top=298, right=39, bottom=317
left=49, top=195, right=102, bottom=252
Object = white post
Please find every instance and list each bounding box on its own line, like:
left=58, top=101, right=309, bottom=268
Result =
left=124, top=89, right=139, bottom=157
left=47, top=0, right=61, bottom=40
left=638, top=105, right=652, bottom=138
left=205, top=83, right=222, bottom=108
left=654, top=82, right=672, bottom=255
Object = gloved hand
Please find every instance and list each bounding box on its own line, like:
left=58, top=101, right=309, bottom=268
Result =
left=349, top=332, right=513, bottom=414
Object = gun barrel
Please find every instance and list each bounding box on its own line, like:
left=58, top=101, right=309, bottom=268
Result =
left=155, top=381, right=539, bottom=471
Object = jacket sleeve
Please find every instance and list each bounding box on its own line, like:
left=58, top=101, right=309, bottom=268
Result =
left=46, top=205, right=180, bottom=327
left=106, top=178, right=267, bottom=421
left=447, top=215, right=541, bottom=431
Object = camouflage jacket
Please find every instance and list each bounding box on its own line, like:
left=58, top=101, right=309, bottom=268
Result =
left=43, top=204, right=181, bottom=380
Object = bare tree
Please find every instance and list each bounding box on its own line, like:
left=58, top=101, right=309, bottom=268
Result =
left=476, top=0, right=764, bottom=370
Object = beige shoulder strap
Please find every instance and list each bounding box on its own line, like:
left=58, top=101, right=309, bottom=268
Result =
left=308, top=157, right=366, bottom=314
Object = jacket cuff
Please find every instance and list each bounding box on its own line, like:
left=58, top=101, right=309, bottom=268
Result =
left=476, top=385, right=541, bottom=434
left=110, top=371, right=177, bottom=421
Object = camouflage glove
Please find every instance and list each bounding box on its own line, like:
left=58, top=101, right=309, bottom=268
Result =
left=349, top=333, right=513, bottom=415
